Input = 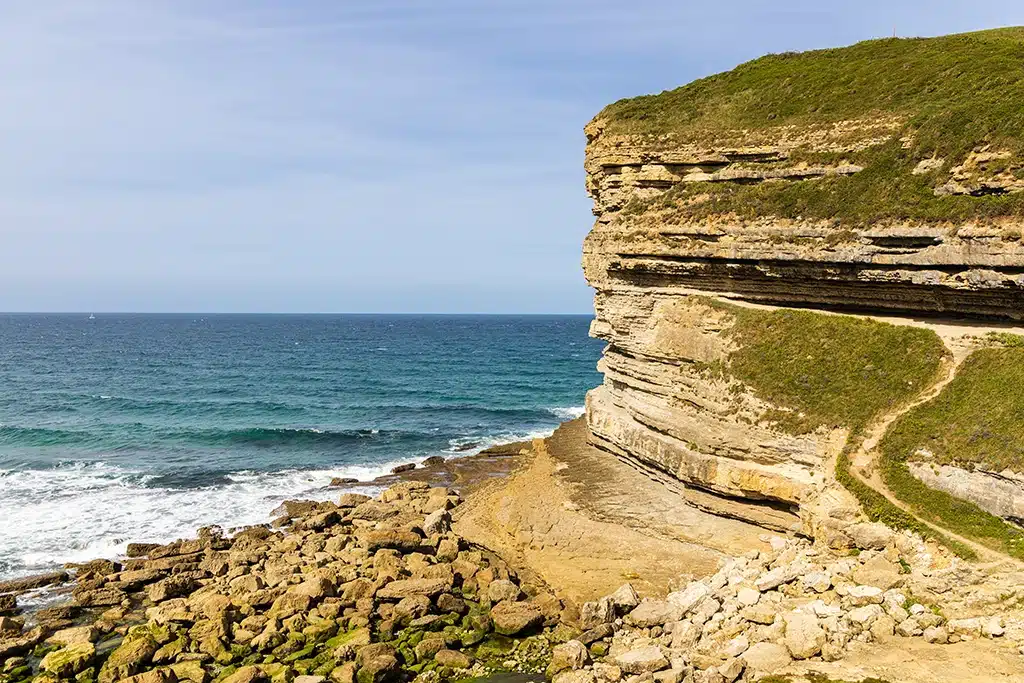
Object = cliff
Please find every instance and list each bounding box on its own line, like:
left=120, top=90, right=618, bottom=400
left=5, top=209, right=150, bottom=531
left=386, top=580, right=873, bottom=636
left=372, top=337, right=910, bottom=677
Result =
left=582, top=28, right=1024, bottom=545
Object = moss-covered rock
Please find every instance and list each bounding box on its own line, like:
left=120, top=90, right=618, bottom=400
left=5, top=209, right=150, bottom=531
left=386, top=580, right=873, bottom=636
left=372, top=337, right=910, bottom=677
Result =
left=41, top=644, right=96, bottom=678
left=97, top=633, right=159, bottom=683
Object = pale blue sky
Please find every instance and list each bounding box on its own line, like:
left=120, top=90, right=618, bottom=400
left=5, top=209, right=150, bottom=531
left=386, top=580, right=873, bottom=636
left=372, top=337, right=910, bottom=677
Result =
left=2, top=1, right=1022, bottom=312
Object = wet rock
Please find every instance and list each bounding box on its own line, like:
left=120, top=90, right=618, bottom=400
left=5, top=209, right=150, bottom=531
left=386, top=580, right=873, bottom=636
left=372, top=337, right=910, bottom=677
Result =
left=75, top=586, right=128, bottom=607
left=0, top=571, right=68, bottom=594
left=421, top=456, right=446, bottom=467
left=127, top=543, right=161, bottom=558
left=0, top=616, right=22, bottom=635
left=0, top=595, right=16, bottom=614
left=391, top=463, right=416, bottom=474
left=330, top=477, right=361, bottom=487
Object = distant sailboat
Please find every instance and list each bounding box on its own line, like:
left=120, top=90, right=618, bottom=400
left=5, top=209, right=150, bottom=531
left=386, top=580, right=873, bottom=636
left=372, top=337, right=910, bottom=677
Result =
left=88, top=314, right=96, bottom=320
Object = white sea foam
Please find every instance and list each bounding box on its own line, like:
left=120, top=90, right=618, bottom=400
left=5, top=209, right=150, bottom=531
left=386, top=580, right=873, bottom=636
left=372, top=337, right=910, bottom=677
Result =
left=0, top=459, right=396, bottom=580
left=0, top=425, right=562, bottom=580
left=548, top=405, right=585, bottom=420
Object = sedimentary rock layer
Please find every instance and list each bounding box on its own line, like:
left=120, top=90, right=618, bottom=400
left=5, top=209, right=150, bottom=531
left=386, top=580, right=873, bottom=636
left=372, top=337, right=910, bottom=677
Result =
left=581, top=118, right=1024, bottom=523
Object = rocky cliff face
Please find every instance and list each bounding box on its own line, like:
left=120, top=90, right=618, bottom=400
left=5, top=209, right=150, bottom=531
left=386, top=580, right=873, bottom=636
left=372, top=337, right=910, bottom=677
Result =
left=580, top=37, right=1024, bottom=532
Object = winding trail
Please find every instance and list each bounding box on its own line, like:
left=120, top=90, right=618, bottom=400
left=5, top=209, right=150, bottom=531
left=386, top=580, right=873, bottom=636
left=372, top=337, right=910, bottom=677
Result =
left=847, top=347, right=1022, bottom=566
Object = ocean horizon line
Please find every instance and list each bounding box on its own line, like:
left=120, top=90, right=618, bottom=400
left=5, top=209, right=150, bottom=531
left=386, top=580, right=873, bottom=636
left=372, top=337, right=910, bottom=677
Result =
left=0, top=311, right=595, bottom=317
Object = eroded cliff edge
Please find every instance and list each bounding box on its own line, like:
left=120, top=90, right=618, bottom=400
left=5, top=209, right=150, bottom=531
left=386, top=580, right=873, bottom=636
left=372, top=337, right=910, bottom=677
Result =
left=581, top=28, right=1024, bottom=547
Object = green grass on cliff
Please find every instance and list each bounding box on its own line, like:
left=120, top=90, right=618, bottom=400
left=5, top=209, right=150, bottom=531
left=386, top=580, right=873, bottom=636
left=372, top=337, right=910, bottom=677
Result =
left=877, top=347, right=1024, bottom=558
left=708, top=301, right=981, bottom=558
left=716, top=303, right=947, bottom=434
left=600, top=27, right=1024, bottom=223
left=884, top=347, right=1024, bottom=471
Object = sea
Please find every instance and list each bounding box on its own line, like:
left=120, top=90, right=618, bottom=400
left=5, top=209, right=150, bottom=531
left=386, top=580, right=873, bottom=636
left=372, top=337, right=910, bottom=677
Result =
left=0, top=314, right=603, bottom=582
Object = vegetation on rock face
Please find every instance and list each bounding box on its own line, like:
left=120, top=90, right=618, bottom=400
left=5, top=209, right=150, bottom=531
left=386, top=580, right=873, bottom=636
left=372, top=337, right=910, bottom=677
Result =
left=885, top=347, right=1024, bottom=472
left=714, top=303, right=947, bottom=435
left=599, top=27, right=1024, bottom=223
left=879, top=347, right=1024, bottom=558
left=705, top=300, right=981, bottom=558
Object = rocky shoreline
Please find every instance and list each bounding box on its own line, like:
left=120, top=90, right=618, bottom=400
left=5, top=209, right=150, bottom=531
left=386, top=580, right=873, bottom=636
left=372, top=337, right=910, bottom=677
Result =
left=3, top=432, right=1024, bottom=683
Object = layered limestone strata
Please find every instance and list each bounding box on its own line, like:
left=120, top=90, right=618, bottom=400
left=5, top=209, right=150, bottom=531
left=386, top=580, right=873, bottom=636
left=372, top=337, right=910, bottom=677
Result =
left=584, top=121, right=1024, bottom=321
left=581, top=118, right=1024, bottom=527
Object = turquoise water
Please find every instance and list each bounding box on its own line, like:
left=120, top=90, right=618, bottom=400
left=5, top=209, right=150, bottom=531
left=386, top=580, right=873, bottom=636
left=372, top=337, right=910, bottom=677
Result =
left=0, top=314, right=602, bottom=579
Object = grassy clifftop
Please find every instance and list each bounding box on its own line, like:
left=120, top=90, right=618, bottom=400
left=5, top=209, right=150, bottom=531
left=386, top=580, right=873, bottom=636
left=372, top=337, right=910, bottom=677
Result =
left=597, top=28, right=1024, bottom=223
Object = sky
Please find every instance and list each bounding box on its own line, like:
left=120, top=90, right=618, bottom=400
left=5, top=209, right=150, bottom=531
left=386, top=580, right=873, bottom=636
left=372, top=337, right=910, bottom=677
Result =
left=2, top=1, right=1024, bottom=313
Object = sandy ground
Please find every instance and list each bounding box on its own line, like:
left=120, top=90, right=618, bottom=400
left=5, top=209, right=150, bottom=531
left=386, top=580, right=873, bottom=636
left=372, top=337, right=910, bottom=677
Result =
left=451, top=419, right=770, bottom=603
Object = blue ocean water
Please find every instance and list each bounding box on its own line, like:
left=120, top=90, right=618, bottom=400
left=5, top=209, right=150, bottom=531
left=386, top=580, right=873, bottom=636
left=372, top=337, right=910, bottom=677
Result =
left=0, top=314, right=602, bottom=579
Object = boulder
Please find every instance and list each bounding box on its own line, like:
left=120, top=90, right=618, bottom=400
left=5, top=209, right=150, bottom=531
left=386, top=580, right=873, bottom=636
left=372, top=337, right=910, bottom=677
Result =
left=847, top=585, right=884, bottom=606
left=755, top=563, right=807, bottom=591
left=434, top=649, right=473, bottom=669
left=98, top=633, right=160, bottom=683
left=852, top=556, right=903, bottom=591
left=924, top=626, right=949, bottom=644
left=47, top=625, right=98, bottom=646
left=615, top=646, right=669, bottom=674
left=607, top=584, right=640, bottom=612
left=338, top=494, right=371, bottom=508
left=547, top=640, right=589, bottom=677
left=846, top=523, right=894, bottom=550
left=580, top=597, right=615, bottom=630
left=490, top=601, right=544, bottom=635
left=736, top=587, right=760, bottom=606
left=422, top=509, right=452, bottom=536
left=487, top=579, right=521, bottom=604
left=350, top=501, right=398, bottom=521
left=75, top=586, right=127, bottom=607
left=0, top=595, right=16, bottom=614
left=220, top=666, right=267, bottom=683
left=667, top=582, right=709, bottom=615
left=0, top=571, right=69, bottom=594
left=120, top=670, right=179, bottom=683
left=783, top=612, right=825, bottom=660
left=41, top=643, right=95, bottom=677
left=626, top=599, right=683, bottom=628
